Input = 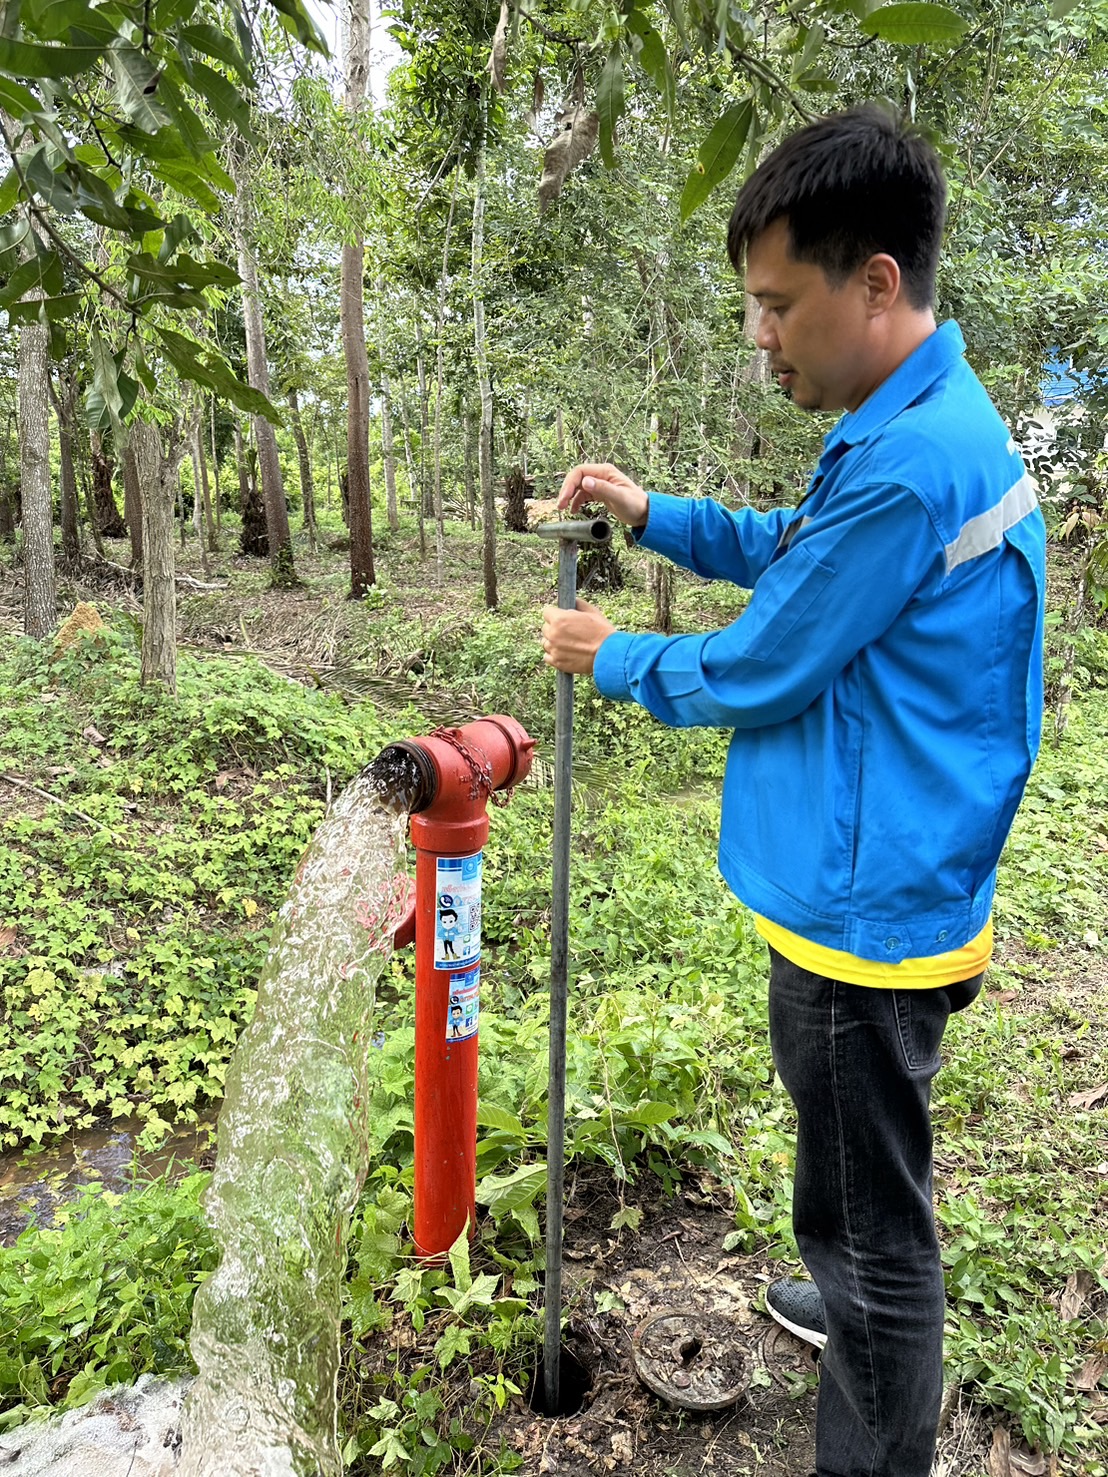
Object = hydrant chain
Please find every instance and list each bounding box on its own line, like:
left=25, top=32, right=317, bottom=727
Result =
left=429, top=726, right=494, bottom=801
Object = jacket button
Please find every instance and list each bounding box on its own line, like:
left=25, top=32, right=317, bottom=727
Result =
left=937, top=930, right=948, bottom=942
left=885, top=936, right=900, bottom=950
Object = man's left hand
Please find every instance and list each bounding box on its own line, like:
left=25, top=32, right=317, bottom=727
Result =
left=541, top=598, right=616, bottom=675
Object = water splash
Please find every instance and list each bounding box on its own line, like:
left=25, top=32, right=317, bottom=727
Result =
left=178, top=769, right=412, bottom=1477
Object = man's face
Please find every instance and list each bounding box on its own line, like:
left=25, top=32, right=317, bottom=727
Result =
left=745, top=218, right=877, bottom=415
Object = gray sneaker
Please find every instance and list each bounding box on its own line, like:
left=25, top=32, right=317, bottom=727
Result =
left=765, top=1277, right=827, bottom=1349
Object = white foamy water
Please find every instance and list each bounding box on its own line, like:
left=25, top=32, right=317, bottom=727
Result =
left=177, top=772, right=411, bottom=1477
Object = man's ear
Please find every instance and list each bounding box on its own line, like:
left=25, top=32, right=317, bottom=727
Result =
left=862, top=253, right=901, bottom=315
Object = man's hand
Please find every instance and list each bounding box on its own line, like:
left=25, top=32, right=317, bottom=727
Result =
left=541, top=598, right=616, bottom=676
left=558, top=462, right=649, bottom=527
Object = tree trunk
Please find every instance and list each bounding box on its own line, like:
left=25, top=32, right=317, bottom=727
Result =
left=399, top=393, right=418, bottom=515
left=0, top=410, right=15, bottom=541
left=503, top=466, right=529, bottom=533
left=56, top=372, right=81, bottom=566
left=462, top=406, right=476, bottom=529
left=121, top=443, right=143, bottom=568
left=210, top=398, right=222, bottom=534
left=431, top=176, right=458, bottom=572
left=189, top=419, right=211, bottom=578
left=376, top=280, right=399, bottom=532
left=287, top=388, right=317, bottom=547
left=90, top=431, right=127, bottom=538
left=236, top=423, right=267, bottom=557
left=19, top=313, right=55, bottom=639
left=133, top=418, right=178, bottom=693
left=194, top=414, right=217, bottom=554
left=555, top=405, right=565, bottom=463
left=231, top=149, right=296, bottom=587
left=341, top=241, right=375, bottom=595
left=472, top=147, right=497, bottom=610
left=415, top=320, right=429, bottom=555
left=79, top=440, right=105, bottom=560
left=340, top=0, right=375, bottom=596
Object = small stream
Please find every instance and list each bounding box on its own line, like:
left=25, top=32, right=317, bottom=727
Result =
left=0, top=1113, right=217, bottom=1246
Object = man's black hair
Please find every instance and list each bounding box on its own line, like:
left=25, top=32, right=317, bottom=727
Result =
left=727, top=104, right=946, bottom=310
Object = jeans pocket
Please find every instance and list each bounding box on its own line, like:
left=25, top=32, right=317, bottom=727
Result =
left=892, top=990, right=950, bottom=1073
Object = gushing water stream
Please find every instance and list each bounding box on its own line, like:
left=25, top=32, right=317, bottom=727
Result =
left=178, top=763, right=419, bottom=1477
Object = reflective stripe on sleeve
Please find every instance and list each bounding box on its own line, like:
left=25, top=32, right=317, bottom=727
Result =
left=944, top=473, right=1039, bottom=573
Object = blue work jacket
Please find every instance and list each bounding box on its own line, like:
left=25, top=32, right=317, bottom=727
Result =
left=594, top=322, right=1046, bottom=962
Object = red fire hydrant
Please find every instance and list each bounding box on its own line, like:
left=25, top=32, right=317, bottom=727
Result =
left=379, top=717, right=535, bottom=1260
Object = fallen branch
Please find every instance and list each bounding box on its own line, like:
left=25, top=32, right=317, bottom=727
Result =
left=1, top=772, right=118, bottom=836
left=84, top=554, right=229, bottom=593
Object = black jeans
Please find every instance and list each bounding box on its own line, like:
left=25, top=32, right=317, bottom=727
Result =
left=767, top=948, right=982, bottom=1477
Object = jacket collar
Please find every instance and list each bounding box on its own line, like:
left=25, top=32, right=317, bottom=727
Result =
left=824, top=320, right=967, bottom=457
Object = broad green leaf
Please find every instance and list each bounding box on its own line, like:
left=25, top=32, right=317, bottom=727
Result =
left=473, top=1161, right=547, bottom=1218
left=89, top=332, right=124, bottom=434
left=476, top=1102, right=525, bottom=1136
left=6, top=290, right=83, bottom=325
left=178, top=22, right=252, bottom=81
left=626, top=9, right=675, bottom=117
left=36, top=1, right=121, bottom=44
left=680, top=97, right=754, bottom=222
left=0, top=250, right=62, bottom=306
left=617, top=1099, right=678, bottom=1126
left=596, top=46, right=625, bottom=169
left=0, top=37, right=106, bottom=78
left=610, top=1206, right=643, bottom=1231
left=266, top=0, right=328, bottom=56
left=0, top=76, right=39, bottom=115
left=179, top=58, right=252, bottom=132
left=447, top=1224, right=472, bottom=1294
left=110, top=45, right=170, bottom=133
left=155, top=325, right=278, bottom=419
left=860, top=2, right=969, bottom=43
left=1051, top=0, right=1082, bottom=14
left=0, top=167, right=19, bottom=217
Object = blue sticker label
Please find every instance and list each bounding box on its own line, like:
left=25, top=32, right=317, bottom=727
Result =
left=446, top=964, right=480, bottom=1042
left=434, top=853, right=482, bottom=970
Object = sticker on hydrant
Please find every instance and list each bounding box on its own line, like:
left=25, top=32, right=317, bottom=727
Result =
left=434, top=853, right=481, bottom=970
left=446, top=964, right=480, bottom=1041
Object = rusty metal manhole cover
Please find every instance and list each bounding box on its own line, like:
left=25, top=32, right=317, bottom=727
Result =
left=631, top=1309, right=749, bottom=1411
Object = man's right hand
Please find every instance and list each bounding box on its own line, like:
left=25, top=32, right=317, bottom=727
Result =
left=557, top=462, right=649, bottom=527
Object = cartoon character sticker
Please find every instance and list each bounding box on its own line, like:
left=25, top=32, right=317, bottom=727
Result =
left=434, top=853, right=481, bottom=970
left=446, top=965, right=480, bottom=1042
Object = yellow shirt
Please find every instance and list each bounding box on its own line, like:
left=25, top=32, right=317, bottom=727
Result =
left=754, top=914, right=993, bottom=989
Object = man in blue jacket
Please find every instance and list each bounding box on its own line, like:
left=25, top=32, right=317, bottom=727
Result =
left=542, top=105, right=1045, bottom=1477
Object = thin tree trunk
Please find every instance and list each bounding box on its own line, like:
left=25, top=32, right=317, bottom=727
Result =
left=56, top=371, right=81, bottom=567
left=287, top=388, right=317, bottom=547
left=432, top=175, right=458, bottom=572
left=231, top=149, right=296, bottom=587
left=133, top=418, right=178, bottom=693
left=399, top=392, right=418, bottom=514
left=415, top=320, right=428, bottom=556
left=122, top=444, right=143, bottom=568
left=210, top=398, right=222, bottom=534
left=555, top=405, right=565, bottom=463
left=20, top=312, right=55, bottom=638
left=189, top=420, right=212, bottom=577
left=340, top=0, right=375, bottom=596
left=376, top=281, right=399, bottom=533
left=195, top=414, right=217, bottom=553
left=0, top=408, right=15, bottom=542
left=472, top=147, right=497, bottom=610
left=463, top=405, right=476, bottom=530
left=79, top=441, right=105, bottom=560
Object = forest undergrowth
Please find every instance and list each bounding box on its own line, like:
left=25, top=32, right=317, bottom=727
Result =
left=0, top=516, right=1105, bottom=1475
